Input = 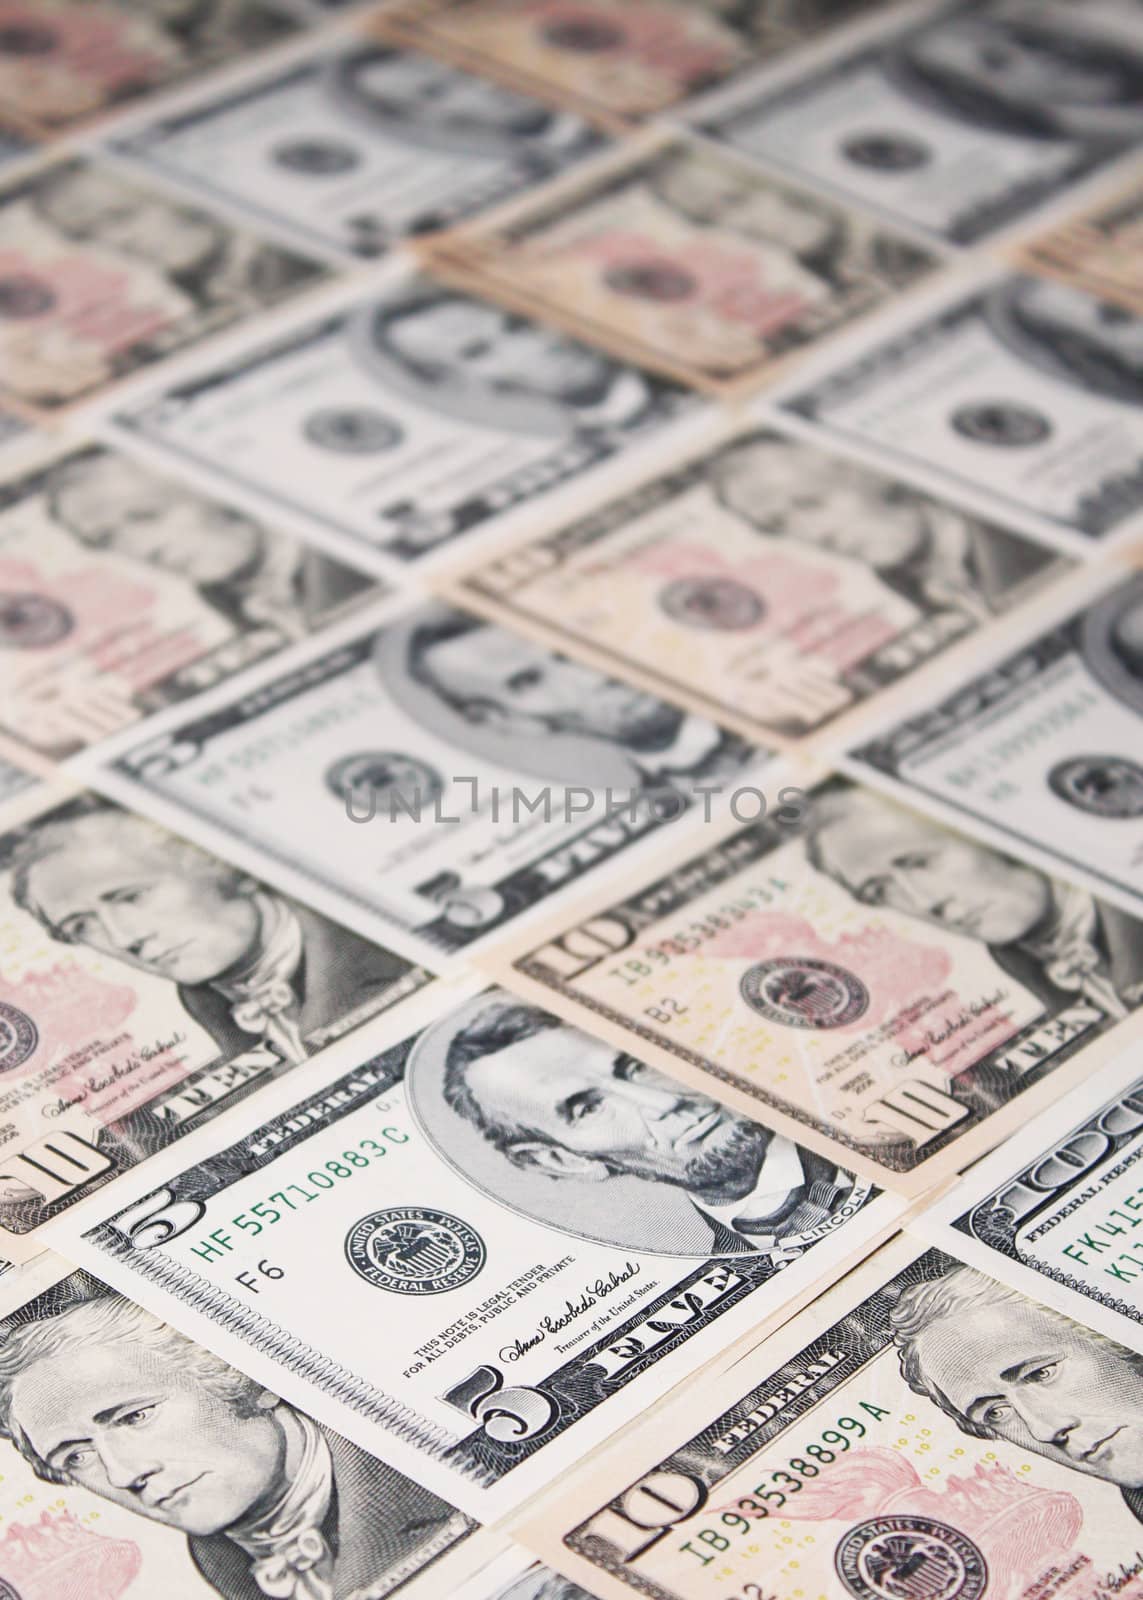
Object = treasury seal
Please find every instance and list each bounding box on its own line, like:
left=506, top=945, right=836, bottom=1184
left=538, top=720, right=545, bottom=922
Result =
left=0, top=594, right=73, bottom=648
left=740, top=958, right=869, bottom=1030
left=0, top=1003, right=37, bottom=1071
left=835, top=1516, right=987, bottom=1600
left=659, top=577, right=764, bottom=631
left=1048, top=755, right=1143, bottom=818
left=345, top=1206, right=485, bottom=1295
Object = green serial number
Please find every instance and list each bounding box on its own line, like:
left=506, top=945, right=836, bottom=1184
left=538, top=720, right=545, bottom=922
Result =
left=190, top=1131, right=406, bottom=1262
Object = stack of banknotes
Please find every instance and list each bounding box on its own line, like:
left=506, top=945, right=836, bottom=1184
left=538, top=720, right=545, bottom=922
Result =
left=0, top=0, right=1140, bottom=1596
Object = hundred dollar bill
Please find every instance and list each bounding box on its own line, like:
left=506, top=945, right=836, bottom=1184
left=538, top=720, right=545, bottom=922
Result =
left=784, top=269, right=1143, bottom=541
left=113, top=268, right=695, bottom=573
left=517, top=1230, right=1143, bottom=1600
left=422, top=133, right=940, bottom=398
left=381, top=0, right=893, bottom=126
left=0, top=781, right=428, bottom=1243
left=848, top=570, right=1143, bottom=916
left=0, top=438, right=381, bottom=761
left=0, top=1252, right=475, bottom=1600
left=0, top=0, right=300, bottom=137
left=915, top=1033, right=1143, bottom=1359
left=111, top=40, right=604, bottom=265
left=50, top=978, right=900, bottom=1520
left=1014, top=173, right=1143, bottom=317
left=94, top=598, right=765, bottom=959
left=0, top=156, right=329, bottom=417
left=446, top=422, right=1067, bottom=744
left=691, top=0, right=1143, bottom=245
left=484, top=773, right=1143, bottom=1195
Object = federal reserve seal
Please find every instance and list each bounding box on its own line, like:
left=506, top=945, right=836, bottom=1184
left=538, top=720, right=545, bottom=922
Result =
left=1048, top=755, right=1143, bottom=818
left=542, top=17, right=624, bottom=50
left=273, top=138, right=361, bottom=176
left=835, top=1516, right=987, bottom=1600
left=0, top=594, right=73, bottom=648
left=740, top=958, right=869, bottom=1030
left=303, top=407, right=402, bottom=454
left=0, top=22, right=55, bottom=52
left=325, top=750, right=442, bottom=816
left=345, top=1207, right=485, bottom=1295
left=950, top=401, right=1050, bottom=448
left=0, top=1002, right=37, bottom=1071
left=605, top=262, right=696, bottom=302
left=843, top=132, right=930, bottom=171
left=659, top=577, right=764, bottom=631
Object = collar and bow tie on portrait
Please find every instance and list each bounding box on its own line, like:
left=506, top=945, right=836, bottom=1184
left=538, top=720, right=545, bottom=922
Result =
left=230, top=1414, right=335, bottom=1600
left=215, top=892, right=309, bottom=1064
left=1023, top=882, right=1143, bottom=1020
